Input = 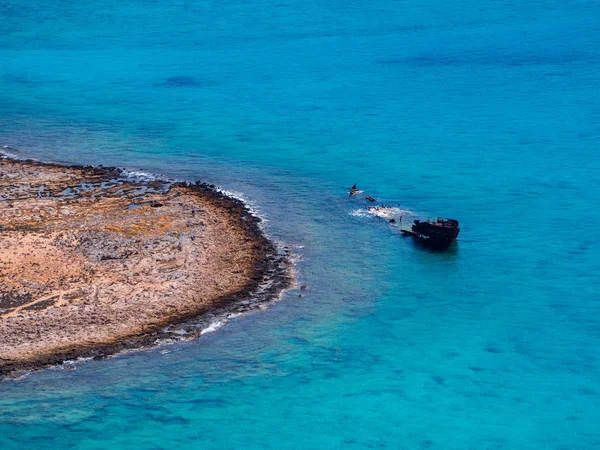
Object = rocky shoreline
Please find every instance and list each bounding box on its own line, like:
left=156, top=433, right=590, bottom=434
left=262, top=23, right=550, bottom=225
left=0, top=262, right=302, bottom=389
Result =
left=0, top=155, right=293, bottom=378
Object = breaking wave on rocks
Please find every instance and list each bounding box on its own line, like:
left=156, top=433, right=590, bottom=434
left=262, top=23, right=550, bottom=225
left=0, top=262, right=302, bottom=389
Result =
left=351, top=206, right=416, bottom=221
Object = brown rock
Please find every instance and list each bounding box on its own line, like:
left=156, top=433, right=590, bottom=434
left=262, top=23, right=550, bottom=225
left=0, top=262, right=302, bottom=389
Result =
left=0, top=157, right=292, bottom=377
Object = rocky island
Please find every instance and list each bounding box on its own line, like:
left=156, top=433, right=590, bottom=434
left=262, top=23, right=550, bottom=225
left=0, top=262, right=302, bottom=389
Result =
left=0, top=156, right=291, bottom=377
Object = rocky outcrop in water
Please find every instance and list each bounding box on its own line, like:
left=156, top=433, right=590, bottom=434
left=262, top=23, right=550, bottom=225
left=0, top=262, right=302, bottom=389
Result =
left=0, top=157, right=292, bottom=377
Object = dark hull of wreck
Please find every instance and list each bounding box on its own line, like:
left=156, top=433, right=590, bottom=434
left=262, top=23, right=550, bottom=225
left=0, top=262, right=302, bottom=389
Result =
left=402, top=220, right=460, bottom=251
left=401, top=230, right=457, bottom=250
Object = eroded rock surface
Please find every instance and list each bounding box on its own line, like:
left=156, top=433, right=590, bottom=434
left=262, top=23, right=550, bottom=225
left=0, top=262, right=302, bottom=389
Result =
left=0, top=157, right=290, bottom=376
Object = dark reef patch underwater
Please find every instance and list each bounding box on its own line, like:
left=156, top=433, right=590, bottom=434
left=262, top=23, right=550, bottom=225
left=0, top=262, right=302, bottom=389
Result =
left=155, top=76, right=214, bottom=88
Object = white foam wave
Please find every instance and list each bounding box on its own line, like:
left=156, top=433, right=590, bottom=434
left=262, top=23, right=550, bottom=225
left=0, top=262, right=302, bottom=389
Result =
left=201, top=320, right=225, bottom=335
left=368, top=206, right=414, bottom=219
left=350, top=208, right=370, bottom=218
left=216, top=187, right=267, bottom=224
left=119, top=168, right=158, bottom=181
left=226, top=312, right=243, bottom=320
left=351, top=206, right=415, bottom=220
left=56, top=356, right=94, bottom=371
left=0, top=147, right=22, bottom=160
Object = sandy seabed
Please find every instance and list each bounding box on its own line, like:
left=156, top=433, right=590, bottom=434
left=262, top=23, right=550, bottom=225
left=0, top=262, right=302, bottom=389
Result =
left=0, top=156, right=292, bottom=377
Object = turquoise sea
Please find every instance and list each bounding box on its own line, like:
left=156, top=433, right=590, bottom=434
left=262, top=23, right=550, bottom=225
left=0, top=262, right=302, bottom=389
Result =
left=1, top=0, right=599, bottom=448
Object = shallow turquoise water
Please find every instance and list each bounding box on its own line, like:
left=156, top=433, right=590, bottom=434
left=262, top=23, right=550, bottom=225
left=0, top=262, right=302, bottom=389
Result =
left=1, top=1, right=599, bottom=448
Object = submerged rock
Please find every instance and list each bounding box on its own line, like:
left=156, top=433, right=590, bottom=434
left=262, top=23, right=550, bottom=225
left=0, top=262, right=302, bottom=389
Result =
left=156, top=76, right=213, bottom=88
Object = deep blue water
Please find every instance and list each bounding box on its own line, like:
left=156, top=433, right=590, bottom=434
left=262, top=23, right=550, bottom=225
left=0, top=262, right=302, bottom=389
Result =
left=1, top=0, right=600, bottom=448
